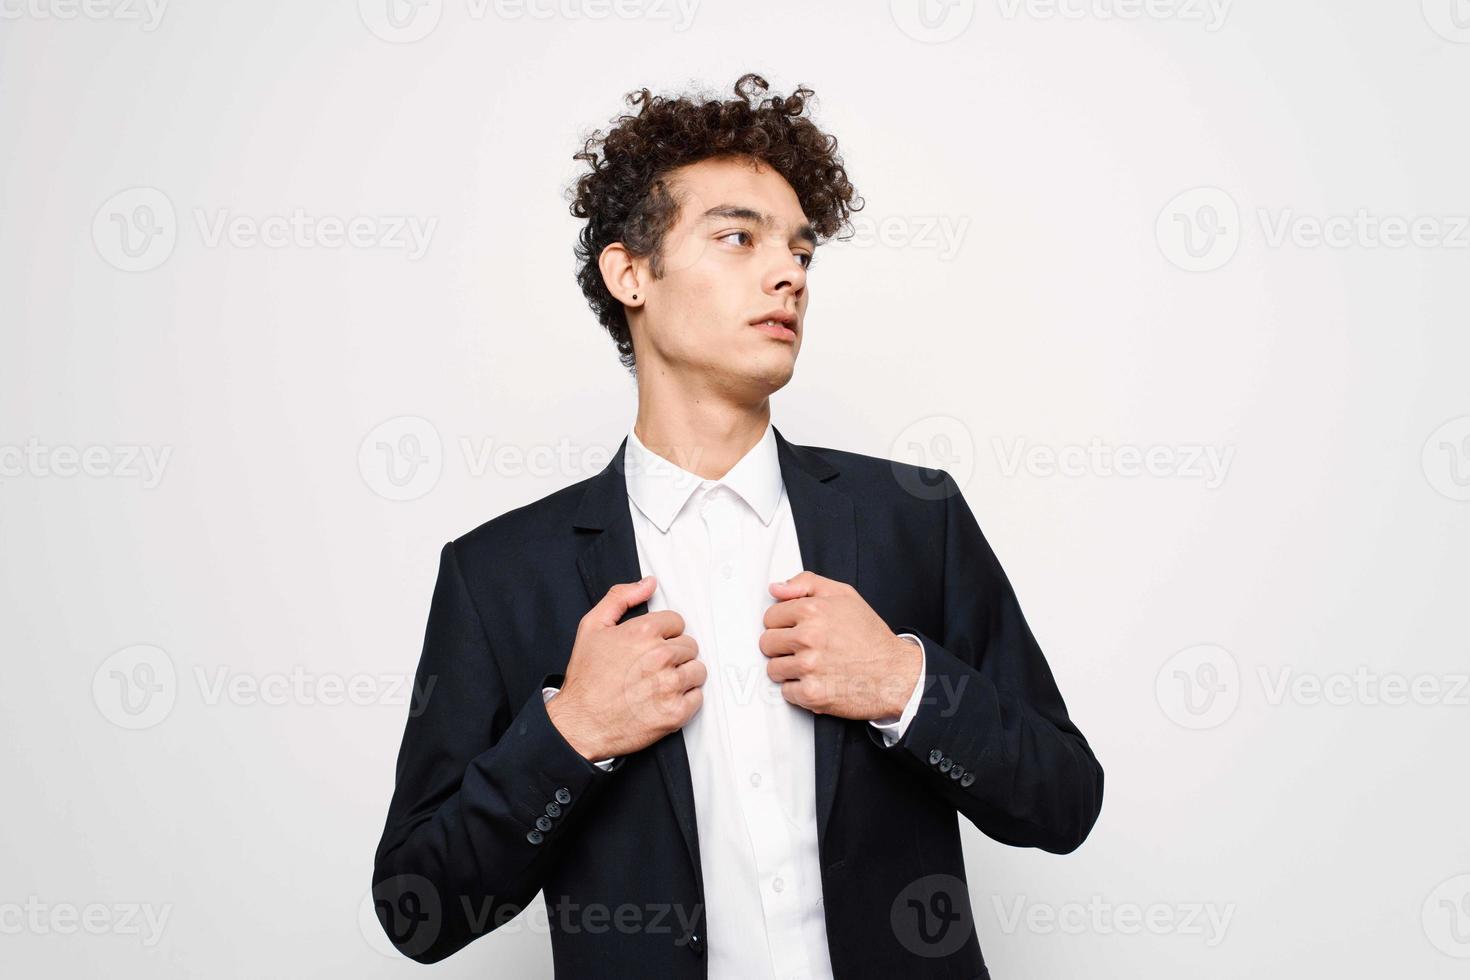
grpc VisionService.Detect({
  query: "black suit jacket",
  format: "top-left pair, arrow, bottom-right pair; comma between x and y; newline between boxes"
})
372,425 -> 1103,978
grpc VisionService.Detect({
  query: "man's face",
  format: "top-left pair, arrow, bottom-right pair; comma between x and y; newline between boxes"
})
630,155 -> 813,395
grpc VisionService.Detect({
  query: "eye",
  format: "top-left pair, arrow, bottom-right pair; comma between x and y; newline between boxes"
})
718,230 -> 754,247
795,252 -> 814,270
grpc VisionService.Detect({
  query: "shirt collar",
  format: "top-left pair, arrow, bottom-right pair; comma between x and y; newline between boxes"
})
624,420 -> 784,533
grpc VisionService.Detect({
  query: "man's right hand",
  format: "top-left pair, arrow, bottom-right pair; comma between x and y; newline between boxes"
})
546,575 -> 706,762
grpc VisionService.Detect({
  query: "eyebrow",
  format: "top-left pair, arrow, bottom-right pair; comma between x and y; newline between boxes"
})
701,205 -> 817,247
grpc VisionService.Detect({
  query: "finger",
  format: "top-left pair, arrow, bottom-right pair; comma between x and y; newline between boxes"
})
759,626 -> 802,657
673,657 -> 707,691
766,652 -> 802,683
780,678 -> 818,711
588,576 -> 656,628
664,635 -> 699,666
768,570 -> 840,600
762,596 -> 809,630
641,609 -> 686,639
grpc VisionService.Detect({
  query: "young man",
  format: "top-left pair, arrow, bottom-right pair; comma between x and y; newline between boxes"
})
373,73 -> 1103,978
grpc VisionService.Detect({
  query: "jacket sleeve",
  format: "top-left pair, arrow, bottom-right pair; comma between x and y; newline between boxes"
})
372,539 -> 624,963
867,471 -> 1104,854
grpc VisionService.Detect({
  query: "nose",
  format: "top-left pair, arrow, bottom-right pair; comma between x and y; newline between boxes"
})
763,247 -> 807,299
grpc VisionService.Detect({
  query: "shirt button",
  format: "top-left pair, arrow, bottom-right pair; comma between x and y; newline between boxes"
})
772,876 -> 785,893
749,772 -> 762,787
720,562 -> 733,579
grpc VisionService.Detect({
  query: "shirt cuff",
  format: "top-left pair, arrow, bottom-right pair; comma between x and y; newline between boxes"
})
542,686 -> 618,770
868,633 -> 925,747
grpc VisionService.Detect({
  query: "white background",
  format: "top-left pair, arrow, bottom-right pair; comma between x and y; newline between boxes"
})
3,0 -> 1468,976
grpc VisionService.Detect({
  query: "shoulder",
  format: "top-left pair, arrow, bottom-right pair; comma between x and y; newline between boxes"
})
795,439 -> 956,510
446,473 -> 598,571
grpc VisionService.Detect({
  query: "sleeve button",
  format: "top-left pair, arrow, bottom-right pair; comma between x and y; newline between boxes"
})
927,748 -> 943,765
526,829 -> 544,845
960,772 -> 976,788
949,764 -> 965,780
536,815 -> 553,832
546,801 -> 562,818
555,787 -> 572,805
938,757 -> 952,773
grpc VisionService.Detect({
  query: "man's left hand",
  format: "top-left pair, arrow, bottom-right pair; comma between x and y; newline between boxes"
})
760,571 -> 922,720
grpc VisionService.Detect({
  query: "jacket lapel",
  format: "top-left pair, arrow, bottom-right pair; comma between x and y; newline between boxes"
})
571,425 -> 857,892
572,435 -> 705,897
771,425 -> 856,855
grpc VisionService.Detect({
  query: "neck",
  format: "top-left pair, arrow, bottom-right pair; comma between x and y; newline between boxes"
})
633,373 -> 771,482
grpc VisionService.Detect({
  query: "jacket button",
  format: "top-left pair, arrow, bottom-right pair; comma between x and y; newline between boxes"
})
689,932 -> 704,955
536,815 -> 553,832
555,787 -> 572,805
938,757 -> 953,773
927,748 -> 943,765
949,764 -> 965,780
546,801 -> 562,818
960,772 -> 976,788
526,829 -> 544,845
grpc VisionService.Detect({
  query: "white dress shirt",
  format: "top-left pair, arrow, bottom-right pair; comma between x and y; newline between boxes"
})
544,420 -> 925,979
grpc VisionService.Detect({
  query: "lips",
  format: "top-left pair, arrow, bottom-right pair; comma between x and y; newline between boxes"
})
750,310 -> 798,336
752,319 -> 798,341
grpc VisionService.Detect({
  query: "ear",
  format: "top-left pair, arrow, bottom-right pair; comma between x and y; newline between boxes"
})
598,242 -> 643,308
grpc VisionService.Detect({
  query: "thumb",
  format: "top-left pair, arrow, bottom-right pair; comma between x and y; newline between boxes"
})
589,575 -> 656,627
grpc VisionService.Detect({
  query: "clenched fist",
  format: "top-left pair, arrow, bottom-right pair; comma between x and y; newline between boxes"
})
547,575 -> 706,762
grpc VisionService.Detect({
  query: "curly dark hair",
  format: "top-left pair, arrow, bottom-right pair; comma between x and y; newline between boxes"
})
567,72 -> 862,374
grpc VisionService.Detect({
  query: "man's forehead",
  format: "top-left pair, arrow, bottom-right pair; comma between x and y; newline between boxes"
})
667,160 -> 817,239
668,159 -> 810,230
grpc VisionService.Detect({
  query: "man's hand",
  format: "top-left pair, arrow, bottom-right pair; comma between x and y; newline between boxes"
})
760,570 -> 923,720
547,576 -> 707,762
